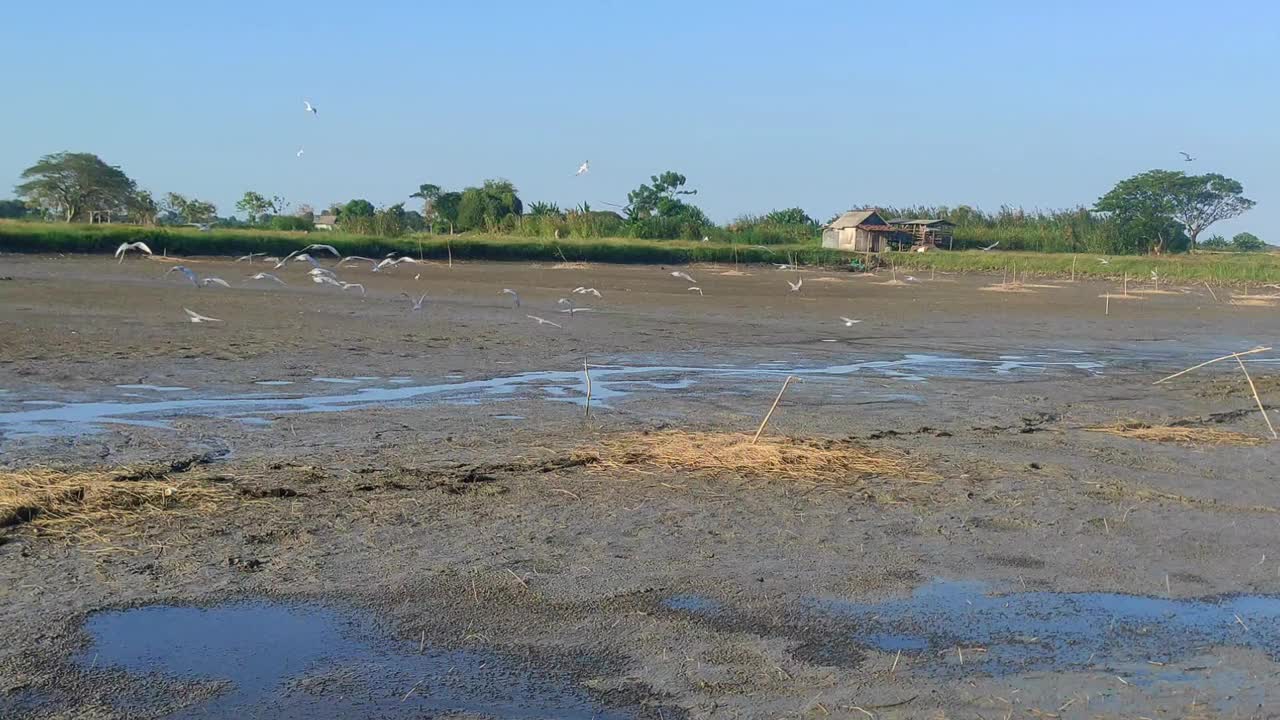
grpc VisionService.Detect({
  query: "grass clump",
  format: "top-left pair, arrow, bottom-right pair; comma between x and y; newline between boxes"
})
0,466 -> 235,541
1085,422 -> 1266,446
581,430 -> 936,497
890,249 -> 1280,284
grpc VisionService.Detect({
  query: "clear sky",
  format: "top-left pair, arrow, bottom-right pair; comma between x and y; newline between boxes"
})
2,1 -> 1275,239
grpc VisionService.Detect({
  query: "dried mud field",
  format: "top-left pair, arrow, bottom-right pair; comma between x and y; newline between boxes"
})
1,253 -> 1279,719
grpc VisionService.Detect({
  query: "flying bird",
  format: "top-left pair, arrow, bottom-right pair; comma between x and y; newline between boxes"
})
402,292 -> 427,311
559,307 -> 594,315
308,267 -> 337,278
787,276 -> 803,292
375,257 -> 419,272
302,243 -> 341,257
166,265 -> 200,287
671,271 -> 696,283
840,317 -> 863,326
183,308 -> 222,323
114,241 -> 153,263
247,272 -> 286,285
572,287 -> 602,297
502,288 -> 521,307
774,263 -> 793,271
527,315 -> 562,328
236,253 -> 265,263
304,100 -> 317,115
296,148 -> 305,158
338,256 -> 379,270
339,282 -> 365,296
688,287 -> 703,296
312,275 -> 342,287
981,241 -> 999,251
1179,151 -> 1195,162
1097,258 -> 1111,265
201,277 -> 231,288
575,161 -> 590,176
904,275 -> 921,282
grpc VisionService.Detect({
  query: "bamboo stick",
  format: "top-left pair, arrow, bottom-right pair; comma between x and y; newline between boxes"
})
753,376 -> 797,444
583,360 -> 592,419
1154,347 -> 1272,384
1234,354 -> 1278,440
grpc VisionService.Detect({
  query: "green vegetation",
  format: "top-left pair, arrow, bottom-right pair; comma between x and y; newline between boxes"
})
16,152 -> 139,222
891,249 -> 1280,284
0,221 -> 843,266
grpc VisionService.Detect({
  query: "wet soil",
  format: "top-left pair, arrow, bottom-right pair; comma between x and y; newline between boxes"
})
1,253 -> 1278,719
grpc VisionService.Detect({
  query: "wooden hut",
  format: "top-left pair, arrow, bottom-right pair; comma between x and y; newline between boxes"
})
821,210 -> 899,252
889,218 -> 957,249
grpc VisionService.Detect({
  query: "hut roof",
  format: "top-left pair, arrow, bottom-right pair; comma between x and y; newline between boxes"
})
826,210 -> 888,229
890,218 -> 956,227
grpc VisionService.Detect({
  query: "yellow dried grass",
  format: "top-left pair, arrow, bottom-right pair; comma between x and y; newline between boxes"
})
582,430 -> 935,486
0,467 -> 236,540
1085,422 -> 1265,446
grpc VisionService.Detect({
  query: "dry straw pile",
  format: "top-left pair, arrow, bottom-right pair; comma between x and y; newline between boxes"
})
582,430 -> 936,491
0,467 -> 234,541
1085,422 -> 1265,447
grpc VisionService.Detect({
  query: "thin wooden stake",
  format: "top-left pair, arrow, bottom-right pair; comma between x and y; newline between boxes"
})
1234,353 -> 1278,440
1071,255 -> 1077,282
446,238 -> 453,268
1105,292 -> 1110,316
583,360 -> 592,419
753,375 -> 797,444
1123,273 -> 1128,296
1204,281 -> 1219,303
1154,346 -> 1271,384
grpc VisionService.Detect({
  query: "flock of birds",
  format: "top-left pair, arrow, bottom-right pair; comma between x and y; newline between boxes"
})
113,239 -> 883,328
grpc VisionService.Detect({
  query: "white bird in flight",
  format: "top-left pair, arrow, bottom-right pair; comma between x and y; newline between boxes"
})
302,243 -> 341,257
275,251 -> 321,269
527,315 -> 562,329
304,100 -> 317,115
403,293 -> 427,311
840,317 -> 863,326
904,275 -> 921,283
1179,151 -> 1194,162
575,161 -> 589,176
671,271 -> 696,283
201,277 -> 231,288
502,288 -> 521,307
981,241 -> 999,251
114,241 -> 153,263
167,265 -> 200,287
247,272 -> 286,285
559,307 -> 594,315
296,148 -> 305,158
236,253 -> 265,263
787,276 -> 803,292
312,275 -> 342,287
375,257 -> 418,272
308,267 -> 337,279
1097,257 -> 1111,265
339,282 -> 365,296
183,308 -> 222,323
338,256 -> 378,270
572,287 -> 602,297
688,287 -> 703,296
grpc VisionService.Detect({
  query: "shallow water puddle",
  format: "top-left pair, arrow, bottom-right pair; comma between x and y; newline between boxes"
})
79,602 -> 629,719
0,353 -> 1103,437
807,580 -> 1280,676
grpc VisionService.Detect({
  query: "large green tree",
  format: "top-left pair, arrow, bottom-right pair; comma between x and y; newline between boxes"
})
162,192 -> 217,224
1232,232 -> 1266,252
235,191 -> 281,222
126,190 -> 158,226
15,152 -> 136,222
0,199 -> 31,219
1094,170 -> 1189,254
1167,173 -> 1255,251
457,179 -> 522,231
626,171 -> 699,220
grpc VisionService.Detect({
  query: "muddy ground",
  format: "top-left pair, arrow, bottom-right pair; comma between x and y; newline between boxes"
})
1,253 -> 1278,719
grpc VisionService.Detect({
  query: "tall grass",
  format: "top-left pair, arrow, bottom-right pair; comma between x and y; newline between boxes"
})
0,221 -> 844,266
891,249 -> 1280,284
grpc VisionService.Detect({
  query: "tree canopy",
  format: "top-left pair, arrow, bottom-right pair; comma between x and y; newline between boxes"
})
1232,232 -> 1266,252
235,191 -> 281,222
15,152 -> 136,222
626,171 -> 699,220
162,192 -> 218,224
457,179 -> 523,231
0,199 -> 32,219
1166,173 -> 1255,250
1095,169 -> 1254,254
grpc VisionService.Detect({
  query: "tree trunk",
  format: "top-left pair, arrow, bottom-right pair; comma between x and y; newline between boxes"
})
1188,229 -> 1200,254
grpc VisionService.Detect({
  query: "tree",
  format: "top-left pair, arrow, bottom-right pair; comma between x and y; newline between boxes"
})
409,183 -> 441,218
1167,173 -> 1255,251
626,171 -> 699,220
338,198 -> 375,219
162,192 -> 217,224
1232,232 -> 1267,252
457,179 -> 523,231
126,190 -> 158,226
1201,234 -> 1229,250
235,191 -> 280,222
0,199 -> 31,219
528,201 -> 562,217
15,152 -> 136,222
433,192 -> 462,231
1095,170 -> 1189,254
763,207 -> 817,226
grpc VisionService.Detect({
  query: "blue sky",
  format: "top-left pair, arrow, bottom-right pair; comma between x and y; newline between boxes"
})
1,1 -> 1275,239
